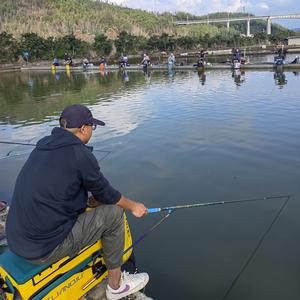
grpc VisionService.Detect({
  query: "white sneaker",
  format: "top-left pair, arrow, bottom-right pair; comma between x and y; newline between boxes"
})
106,271 -> 149,300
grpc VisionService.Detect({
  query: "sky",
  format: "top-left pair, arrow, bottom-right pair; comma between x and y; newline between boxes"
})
107,0 -> 300,29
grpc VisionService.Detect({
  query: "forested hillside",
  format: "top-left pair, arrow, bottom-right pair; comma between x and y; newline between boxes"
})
0,0 -> 295,63
1,0 -> 173,41
0,0 -> 293,41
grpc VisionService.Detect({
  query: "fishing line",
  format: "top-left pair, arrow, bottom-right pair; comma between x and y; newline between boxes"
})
123,209 -> 175,255
96,151 -> 111,162
221,195 -> 290,300
82,210 -> 175,290
0,141 -> 112,160
0,141 -> 110,153
0,141 -> 36,147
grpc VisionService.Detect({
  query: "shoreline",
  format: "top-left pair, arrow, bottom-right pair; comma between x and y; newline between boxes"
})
19,62 -> 300,72
1,46 -> 300,73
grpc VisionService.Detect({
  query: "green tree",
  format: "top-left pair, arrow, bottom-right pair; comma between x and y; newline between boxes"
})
0,32 -> 19,62
55,34 -> 89,58
114,31 -> 134,55
94,34 -> 113,56
176,36 -> 196,50
253,32 -> 268,44
147,33 -> 176,51
159,33 -> 171,51
199,33 -> 210,49
20,32 -> 49,60
133,36 -> 148,53
147,35 -> 160,51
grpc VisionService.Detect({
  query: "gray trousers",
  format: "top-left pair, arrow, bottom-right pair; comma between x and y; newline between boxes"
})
32,205 -> 124,269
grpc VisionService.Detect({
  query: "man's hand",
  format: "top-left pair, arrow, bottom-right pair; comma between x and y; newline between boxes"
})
117,196 -> 147,218
131,202 -> 147,218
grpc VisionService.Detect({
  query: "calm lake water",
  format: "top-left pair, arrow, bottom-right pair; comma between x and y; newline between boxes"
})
0,67 -> 300,300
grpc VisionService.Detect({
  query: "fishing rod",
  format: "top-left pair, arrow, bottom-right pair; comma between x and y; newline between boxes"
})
0,141 -> 111,156
0,141 -> 36,147
0,141 -> 109,152
125,195 -> 290,253
147,195 -> 290,214
127,195 -> 290,252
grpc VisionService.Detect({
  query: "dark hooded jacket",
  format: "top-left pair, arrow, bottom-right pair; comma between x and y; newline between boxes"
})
6,127 -> 121,260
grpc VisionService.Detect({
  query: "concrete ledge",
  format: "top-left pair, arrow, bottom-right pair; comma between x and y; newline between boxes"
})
20,63 -> 300,72
0,64 -> 21,73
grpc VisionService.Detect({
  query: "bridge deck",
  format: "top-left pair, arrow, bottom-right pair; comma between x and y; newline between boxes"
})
175,13 -> 300,25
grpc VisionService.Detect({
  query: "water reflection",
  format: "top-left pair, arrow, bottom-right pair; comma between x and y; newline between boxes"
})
99,70 -> 106,79
2,70 -> 300,128
121,70 -> 130,82
197,70 -> 206,85
168,68 -> 174,78
54,71 -> 61,81
27,78 -> 34,90
0,72 -> 140,125
66,68 -> 71,79
274,71 -> 287,88
232,69 -> 245,87
143,69 -> 151,81
1,69 -> 300,300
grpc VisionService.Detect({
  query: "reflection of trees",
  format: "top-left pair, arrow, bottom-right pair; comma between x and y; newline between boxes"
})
0,71 -> 162,125
0,71 -> 89,124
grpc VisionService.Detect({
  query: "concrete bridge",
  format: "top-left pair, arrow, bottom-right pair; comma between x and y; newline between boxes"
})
175,13 -> 300,36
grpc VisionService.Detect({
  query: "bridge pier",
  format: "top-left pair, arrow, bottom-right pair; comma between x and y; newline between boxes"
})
247,19 -> 251,37
267,17 -> 272,35
227,21 -> 230,31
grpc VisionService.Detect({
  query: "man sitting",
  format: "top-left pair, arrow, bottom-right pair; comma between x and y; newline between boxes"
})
6,104 -> 149,300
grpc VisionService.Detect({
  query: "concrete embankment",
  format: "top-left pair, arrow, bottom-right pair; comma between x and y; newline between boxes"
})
1,45 -> 300,72
0,64 -> 21,73
20,62 -> 300,72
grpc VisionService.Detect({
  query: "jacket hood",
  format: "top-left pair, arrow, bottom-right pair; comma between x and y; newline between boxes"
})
36,127 -> 83,150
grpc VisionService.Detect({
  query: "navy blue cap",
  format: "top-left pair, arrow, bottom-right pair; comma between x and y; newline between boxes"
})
59,104 -> 105,128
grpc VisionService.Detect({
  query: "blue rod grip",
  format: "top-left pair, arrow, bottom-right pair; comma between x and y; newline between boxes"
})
147,208 -> 161,214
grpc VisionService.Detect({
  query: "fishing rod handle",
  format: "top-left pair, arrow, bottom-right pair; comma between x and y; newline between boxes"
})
147,208 -> 161,213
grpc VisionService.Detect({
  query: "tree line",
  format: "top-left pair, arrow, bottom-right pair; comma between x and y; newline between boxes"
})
0,30 -> 290,63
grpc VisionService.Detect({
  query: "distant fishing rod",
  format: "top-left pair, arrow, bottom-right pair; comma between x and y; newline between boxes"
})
0,141 -> 36,147
147,195 -> 290,214
0,140 -> 110,154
